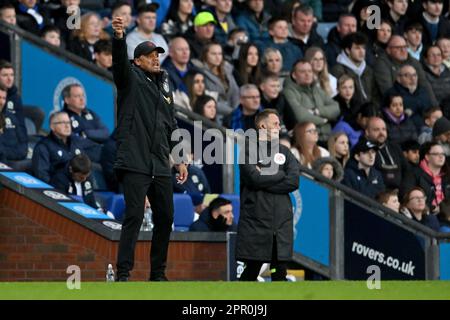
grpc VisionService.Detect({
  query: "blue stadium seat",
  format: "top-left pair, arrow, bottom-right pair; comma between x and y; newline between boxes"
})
173,194 -> 195,232
94,191 -> 115,210
107,194 -> 125,222
316,22 -> 337,44
220,194 -> 240,224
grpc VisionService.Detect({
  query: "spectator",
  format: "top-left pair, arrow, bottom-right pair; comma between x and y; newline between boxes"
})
374,35 -> 437,106
438,197 -> 450,232
183,71 -> 214,110
0,84 -> 29,171
289,5 -> 325,54
126,3 -> 168,63
290,121 -> 330,168
263,17 -> 303,73
192,42 -> 239,119
364,116 -> 410,192
93,39 -> 112,72
193,94 -> 217,123
51,0 -> 83,45
185,11 -> 217,60
223,28 -> 249,62
401,139 -> 420,168
333,74 -> 359,124
418,0 -> 450,47
384,64 -> 433,130
406,142 -> 450,213
423,45 -> 450,105
210,0 -> 237,46
312,156 -> 344,182
69,12 -> 110,63
259,74 -> 294,130
404,22 -> 423,61
322,0 -> 353,22
331,32 -> 378,105
223,84 -> 262,130
162,36 -> 201,108
235,0 -> 271,47
325,14 -> 357,68
51,153 -> 110,215
304,46 -> 337,98
437,37 -> 450,69
233,42 -> 262,86
15,0 -> 51,36
283,60 -> 340,143
382,94 -> 418,145
189,197 -> 236,232
342,137 -> 385,198
376,188 -> 401,213
365,19 -> 393,66
333,101 -> 378,147
160,0 -> 194,40
384,0 -> 409,35
62,84 -> 109,143
261,47 -> 285,81
351,0 -> 381,37
328,131 -> 350,167
41,25 -> 62,48
432,116 -> 450,155
0,3 -> 16,25
418,106 -> 443,144
400,186 -> 440,231
105,1 -> 134,37
32,111 -> 101,183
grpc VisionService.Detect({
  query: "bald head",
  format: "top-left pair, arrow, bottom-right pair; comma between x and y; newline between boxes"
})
365,117 -> 387,145
169,37 -> 190,67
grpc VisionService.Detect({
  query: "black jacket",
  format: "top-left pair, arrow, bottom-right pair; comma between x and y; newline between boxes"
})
236,142 -> 299,262
189,207 -> 237,232
325,27 -> 343,69
342,158 -> 385,199
289,26 -> 325,54
419,15 -> 450,47
32,132 -> 102,183
15,3 -> 51,36
112,35 -> 178,177
51,166 -> 101,210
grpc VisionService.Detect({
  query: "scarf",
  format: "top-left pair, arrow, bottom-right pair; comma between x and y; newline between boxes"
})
420,159 -> 444,207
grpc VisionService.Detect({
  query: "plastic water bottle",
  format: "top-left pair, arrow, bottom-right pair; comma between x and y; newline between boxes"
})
141,208 -> 153,231
106,264 -> 115,282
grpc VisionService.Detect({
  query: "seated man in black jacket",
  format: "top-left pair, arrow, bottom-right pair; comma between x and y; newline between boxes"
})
189,197 -> 237,232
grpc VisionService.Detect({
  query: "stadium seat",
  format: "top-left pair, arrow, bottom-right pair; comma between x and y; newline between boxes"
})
94,191 -> 115,210
220,194 -> 240,224
107,193 -> 125,222
173,194 -> 195,231
24,117 -> 36,136
316,22 -> 337,44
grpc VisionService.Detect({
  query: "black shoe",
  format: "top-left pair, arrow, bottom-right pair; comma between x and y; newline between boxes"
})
149,275 -> 168,281
116,276 -> 129,282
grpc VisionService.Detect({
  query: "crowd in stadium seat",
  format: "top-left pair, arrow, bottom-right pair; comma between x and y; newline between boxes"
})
2,0 -> 450,232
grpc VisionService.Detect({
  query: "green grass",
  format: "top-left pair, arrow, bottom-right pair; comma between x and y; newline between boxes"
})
0,281 -> 450,300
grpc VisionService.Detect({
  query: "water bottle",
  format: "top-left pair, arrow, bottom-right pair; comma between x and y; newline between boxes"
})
106,264 -> 115,282
141,208 -> 153,231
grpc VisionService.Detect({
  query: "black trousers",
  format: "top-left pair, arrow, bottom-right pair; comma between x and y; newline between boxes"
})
116,171 -> 173,280
239,237 -> 287,281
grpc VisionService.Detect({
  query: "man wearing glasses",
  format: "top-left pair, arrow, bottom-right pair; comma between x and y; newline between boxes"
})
31,111 -> 102,184
374,35 -> 437,105
224,84 -> 263,131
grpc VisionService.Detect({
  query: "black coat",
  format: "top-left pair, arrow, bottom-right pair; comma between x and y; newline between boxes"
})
15,3 -> 51,36
342,158 -> 386,199
189,207 -> 237,232
112,35 -> 178,177
289,26 -> 325,54
236,142 -> 299,262
63,105 -> 109,143
383,110 -> 418,146
419,15 -> 450,47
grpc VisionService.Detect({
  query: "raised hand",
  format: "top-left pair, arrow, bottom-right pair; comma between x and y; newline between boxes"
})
111,16 -> 124,39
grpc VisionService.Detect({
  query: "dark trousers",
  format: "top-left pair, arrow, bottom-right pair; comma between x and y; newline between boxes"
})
116,171 -> 173,280
239,237 -> 287,281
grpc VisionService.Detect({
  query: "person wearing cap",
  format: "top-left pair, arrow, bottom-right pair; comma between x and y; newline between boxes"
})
185,11 -> 217,60
111,16 -> 188,282
126,3 -> 169,63
342,137 -> 386,199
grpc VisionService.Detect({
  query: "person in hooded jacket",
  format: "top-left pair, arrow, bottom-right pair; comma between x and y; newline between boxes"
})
237,109 -> 299,281
189,197 -> 237,232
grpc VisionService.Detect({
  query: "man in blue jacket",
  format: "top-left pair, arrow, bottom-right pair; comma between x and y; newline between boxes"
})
343,137 -> 386,198
62,84 -> 110,144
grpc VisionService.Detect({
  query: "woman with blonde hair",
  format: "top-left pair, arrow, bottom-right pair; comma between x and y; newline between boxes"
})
69,12 -> 110,62
327,132 -> 350,168
304,46 -> 337,97
290,122 -> 329,168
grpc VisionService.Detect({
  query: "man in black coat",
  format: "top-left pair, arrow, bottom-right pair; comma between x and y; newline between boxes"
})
111,17 -> 188,282
189,197 -> 237,232
237,109 -> 299,281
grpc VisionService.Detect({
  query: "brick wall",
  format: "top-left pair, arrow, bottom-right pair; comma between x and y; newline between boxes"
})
0,188 -> 227,281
